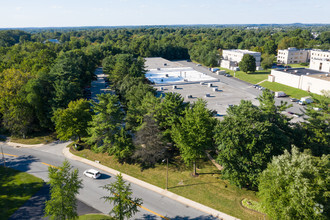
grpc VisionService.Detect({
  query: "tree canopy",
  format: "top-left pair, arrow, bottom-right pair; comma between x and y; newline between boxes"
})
258,147 -> 329,219
238,54 -> 256,73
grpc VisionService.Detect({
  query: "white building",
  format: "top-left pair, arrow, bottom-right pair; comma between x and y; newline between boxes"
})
268,68 -> 330,95
220,49 -> 261,70
277,47 -> 310,64
309,50 -> 330,73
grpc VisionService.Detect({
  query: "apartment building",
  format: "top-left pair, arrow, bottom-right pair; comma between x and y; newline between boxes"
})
221,49 -> 261,70
277,47 -> 310,64
309,50 -> 330,72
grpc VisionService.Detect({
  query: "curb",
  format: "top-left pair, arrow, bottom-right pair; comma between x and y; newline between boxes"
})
5,141 -> 45,148
63,148 -> 239,220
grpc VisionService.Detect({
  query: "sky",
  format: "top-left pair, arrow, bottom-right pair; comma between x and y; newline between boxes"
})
0,0 -> 329,28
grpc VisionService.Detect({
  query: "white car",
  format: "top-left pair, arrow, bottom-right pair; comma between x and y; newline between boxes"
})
83,169 -> 101,179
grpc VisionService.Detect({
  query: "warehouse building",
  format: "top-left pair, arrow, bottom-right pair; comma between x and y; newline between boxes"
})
220,49 -> 261,70
268,68 -> 330,95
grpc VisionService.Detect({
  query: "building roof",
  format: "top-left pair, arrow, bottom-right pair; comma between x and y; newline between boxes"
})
275,68 -> 330,81
223,49 -> 260,55
144,57 -> 183,70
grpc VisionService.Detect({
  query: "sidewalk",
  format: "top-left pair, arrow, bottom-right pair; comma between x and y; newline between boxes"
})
63,147 -> 239,220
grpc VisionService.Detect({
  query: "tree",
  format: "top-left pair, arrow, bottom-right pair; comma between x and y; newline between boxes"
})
52,99 -> 92,142
301,92 -> 330,156
44,160 -> 82,220
261,53 -> 275,70
102,173 -> 142,220
258,147 -> 329,219
215,99 -> 291,188
238,54 -> 256,73
133,115 -> 167,167
0,68 -> 35,137
263,40 -> 277,55
172,99 -> 216,176
86,94 -> 123,152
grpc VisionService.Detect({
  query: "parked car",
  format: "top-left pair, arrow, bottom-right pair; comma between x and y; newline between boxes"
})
290,98 -> 298,102
83,169 -> 101,179
224,74 -> 232,77
275,91 -> 286,97
196,64 -> 202,66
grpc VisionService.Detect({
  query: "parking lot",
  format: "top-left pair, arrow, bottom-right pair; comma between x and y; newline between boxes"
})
147,59 -> 306,122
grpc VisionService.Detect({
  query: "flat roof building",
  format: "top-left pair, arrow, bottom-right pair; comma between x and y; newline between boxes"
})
268,68 -> 330,95
277,47 -> 310,64
309,50 -> 330,73
220,49 -> 261,70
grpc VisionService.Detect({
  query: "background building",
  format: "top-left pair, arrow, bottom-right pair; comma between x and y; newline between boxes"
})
277,47 -> 310,64
268,68 -> 330,95
309,50 -> 330,72
221,49 -> 261,70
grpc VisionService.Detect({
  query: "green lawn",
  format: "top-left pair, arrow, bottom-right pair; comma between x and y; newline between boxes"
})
0,166 -> 44,219
260,81 -> 311,99
78,214 -> 114,220
10,132 -> 57,145
220,68 -> 270,84
287,63 -> 309,68
71,148 -> 266,220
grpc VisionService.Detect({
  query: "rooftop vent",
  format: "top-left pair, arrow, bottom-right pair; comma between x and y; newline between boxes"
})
306,73 -> 310,75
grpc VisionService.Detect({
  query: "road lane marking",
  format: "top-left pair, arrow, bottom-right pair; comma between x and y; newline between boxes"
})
113,192 -> 170,220
41,162 -> 59,169
138,204 -> 171,220
2,153 -> 18,157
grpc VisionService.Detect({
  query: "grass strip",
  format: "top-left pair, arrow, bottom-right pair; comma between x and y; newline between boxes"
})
0,166 -> 44,219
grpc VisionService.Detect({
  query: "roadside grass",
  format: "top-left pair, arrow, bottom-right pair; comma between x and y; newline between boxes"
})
10,132 -> 57,145
71,148 -> 266,220
288,63 -> 309,68
0,166 -> 44,219
78,214 -> 114,220
220,68 -> 270,84
260,81 -> 311,99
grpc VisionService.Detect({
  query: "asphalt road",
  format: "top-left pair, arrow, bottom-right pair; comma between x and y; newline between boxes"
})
1,143 -> 217,220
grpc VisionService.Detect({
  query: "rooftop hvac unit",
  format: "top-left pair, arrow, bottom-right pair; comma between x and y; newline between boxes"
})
187,95 -> 192,98
213,88 -> 218,92
159,87 -> 163,91
165,74 -> 169,77
157,68 -> 160,71
173,85 -> 177,89
208,83 -> 213,87
306,73 -> 310,75
200,82 -> 204,85
164,63 -> 167,66
205,93 -> 210,97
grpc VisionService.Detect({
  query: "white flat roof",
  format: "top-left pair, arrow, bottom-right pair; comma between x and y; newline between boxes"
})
146,67 -> 217,84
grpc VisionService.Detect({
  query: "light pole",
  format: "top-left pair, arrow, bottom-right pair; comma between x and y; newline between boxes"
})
163,158 -> 169,190
1,144 -> 6,167
166,158 -> 168,190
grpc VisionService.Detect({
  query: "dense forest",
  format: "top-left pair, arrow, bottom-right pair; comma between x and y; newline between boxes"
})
0,26 -> 329,219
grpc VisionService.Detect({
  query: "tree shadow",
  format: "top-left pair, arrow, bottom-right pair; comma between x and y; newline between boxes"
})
169,181 -> 219,189
5,155 -> 40,172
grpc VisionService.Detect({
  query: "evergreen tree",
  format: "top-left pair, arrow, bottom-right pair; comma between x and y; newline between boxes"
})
44,160 -> 82,220
102,173 -> 142,220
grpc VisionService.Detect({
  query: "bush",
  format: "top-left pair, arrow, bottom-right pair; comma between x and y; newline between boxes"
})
300,62 -> 309,66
